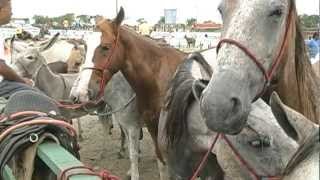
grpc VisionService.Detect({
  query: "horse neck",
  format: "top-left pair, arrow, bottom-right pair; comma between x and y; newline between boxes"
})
119,28 -> 186,108
34,64 -> 66,99
276,19 -> 320,124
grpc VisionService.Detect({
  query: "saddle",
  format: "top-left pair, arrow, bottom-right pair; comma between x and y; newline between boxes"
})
0,90 -> 79,179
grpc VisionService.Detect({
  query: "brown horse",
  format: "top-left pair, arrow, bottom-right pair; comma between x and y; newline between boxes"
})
200,0 -> 320,134
70,7 -> 187,170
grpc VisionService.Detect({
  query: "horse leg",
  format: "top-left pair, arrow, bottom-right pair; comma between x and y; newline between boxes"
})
126,128 -> 140,180
75,118 -> 83,140
118,125 -> 127,159
157,159 -> 170,180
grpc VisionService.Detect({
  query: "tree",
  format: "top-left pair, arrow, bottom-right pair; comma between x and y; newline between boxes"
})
77,15 -> 91,24
158,16 -> 165,24
137,18 -> 145,24
33,15 -> 50,25
186,18 -> 197,27
299,14 -> 320,28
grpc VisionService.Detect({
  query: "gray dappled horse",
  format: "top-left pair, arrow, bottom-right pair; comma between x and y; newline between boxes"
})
158,54 -> 305,179
158,56 -> 297,179
218,93 -> 319,180
200,0 -> 320,135
11,37 -> 143,180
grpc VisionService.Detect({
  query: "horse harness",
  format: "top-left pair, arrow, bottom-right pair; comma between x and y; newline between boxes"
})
81,28 -> 120,101
190,80 -> 282,180
216,0 -> 294,102
191,2 -> 295,178
0,111 -> 119,180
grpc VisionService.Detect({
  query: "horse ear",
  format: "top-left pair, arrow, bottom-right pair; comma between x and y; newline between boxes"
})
192,80 -> 208,101
270,92 -> 318,145
39,33 -> 60,52
113,6 -> 125,28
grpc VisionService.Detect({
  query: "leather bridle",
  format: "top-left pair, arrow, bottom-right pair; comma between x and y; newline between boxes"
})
216,1 -> 293,101
56,29 -> 120,109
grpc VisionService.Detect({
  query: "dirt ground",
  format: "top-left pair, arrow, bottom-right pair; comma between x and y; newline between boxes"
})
78,115 -> 159,180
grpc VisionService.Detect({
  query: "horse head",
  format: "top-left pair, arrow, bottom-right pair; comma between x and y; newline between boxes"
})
200,0 -> 298,134
70,7 -> 126,102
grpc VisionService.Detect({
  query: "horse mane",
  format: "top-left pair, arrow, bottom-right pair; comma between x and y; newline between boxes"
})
284,128 -> 320,174
121,26 -> 187,55
164,52 -> 213,147
293,11 -> 320,122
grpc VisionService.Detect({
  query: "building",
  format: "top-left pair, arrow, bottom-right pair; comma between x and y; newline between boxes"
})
10,18 -> 30,26
192,21 -> 222,32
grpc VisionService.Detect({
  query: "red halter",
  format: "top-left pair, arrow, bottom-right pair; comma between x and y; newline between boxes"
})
216,2 -> 293,101
191,2 -> 294,179
57,29 -> 120,109
81,29 -> 120,99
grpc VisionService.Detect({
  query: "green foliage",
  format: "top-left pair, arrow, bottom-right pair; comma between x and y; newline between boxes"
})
33,13 -> 80,28
137,18 -> 146,24
186,18 -> 197,27
158,16 -> 165,24
299,14 -> 320,28
77,15 -> 91,24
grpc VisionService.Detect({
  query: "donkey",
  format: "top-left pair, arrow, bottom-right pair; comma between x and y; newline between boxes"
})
8,33 -> 86,74
184,35 -> 196,48
12,35 -> 143,180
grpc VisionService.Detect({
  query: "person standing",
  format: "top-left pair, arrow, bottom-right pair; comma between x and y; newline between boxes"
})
306,32 -> 319,63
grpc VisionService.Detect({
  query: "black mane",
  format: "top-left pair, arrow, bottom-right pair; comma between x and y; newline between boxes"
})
164,52 -> 212,147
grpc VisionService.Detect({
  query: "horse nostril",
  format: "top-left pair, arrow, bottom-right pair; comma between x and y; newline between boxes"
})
71,95 -> 79,103
230,97 -> 241,113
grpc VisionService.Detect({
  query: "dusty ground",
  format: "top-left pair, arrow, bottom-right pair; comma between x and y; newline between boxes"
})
78,115 -> 159,180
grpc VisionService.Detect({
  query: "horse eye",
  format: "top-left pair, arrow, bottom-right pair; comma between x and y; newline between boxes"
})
249,136 -> 271,148
26,56 -> 33,60
101,46 -> 109,51
269,8 -> 283,17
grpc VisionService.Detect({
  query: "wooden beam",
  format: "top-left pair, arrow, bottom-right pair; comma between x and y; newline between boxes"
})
3,166 -> 16,180
37,142 -> 101,180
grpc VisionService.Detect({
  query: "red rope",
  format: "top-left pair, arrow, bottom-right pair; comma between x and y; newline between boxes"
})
216,1 -> 293,101
57,28 -> 120,109
59,165 -> 119,180
221,135 -> 282,180
189,133 -> 220,180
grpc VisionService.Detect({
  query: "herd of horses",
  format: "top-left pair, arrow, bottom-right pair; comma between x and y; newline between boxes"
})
1,0 -> 319,180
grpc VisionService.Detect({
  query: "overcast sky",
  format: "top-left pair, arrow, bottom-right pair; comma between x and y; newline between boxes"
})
12,0 -> 319,24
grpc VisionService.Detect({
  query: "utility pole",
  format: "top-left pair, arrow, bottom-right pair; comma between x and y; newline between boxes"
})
116,0 -> 119,14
